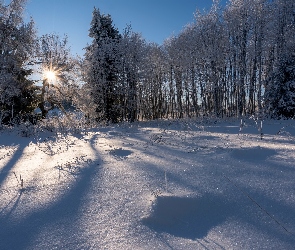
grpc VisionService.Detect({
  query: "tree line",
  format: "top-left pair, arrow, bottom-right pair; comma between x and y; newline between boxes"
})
1,0 -> 295,126
83,0 -> 295,123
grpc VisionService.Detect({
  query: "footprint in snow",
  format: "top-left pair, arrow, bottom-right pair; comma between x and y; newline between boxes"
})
109,148 -> 132,159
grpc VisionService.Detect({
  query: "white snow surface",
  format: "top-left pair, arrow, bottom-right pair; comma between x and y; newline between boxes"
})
0,118 -> 295,249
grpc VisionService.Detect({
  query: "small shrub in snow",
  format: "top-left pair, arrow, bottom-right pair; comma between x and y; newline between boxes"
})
54,155 -> 93,179
37,111 -> 90,135
13,172 -> 24,189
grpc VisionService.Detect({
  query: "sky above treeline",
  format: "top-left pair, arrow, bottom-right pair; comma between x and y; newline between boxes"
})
25,0 -> 228,56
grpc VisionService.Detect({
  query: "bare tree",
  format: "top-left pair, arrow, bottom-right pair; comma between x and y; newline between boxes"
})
36,34 -> 78,118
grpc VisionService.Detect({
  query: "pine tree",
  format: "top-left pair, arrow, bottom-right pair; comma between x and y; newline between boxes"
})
264,0 -> 295,118
84,8 -> 121,123
0,0 -> 36,124
265,54 -> 295,118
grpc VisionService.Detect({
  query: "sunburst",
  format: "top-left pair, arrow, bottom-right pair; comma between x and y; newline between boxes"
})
42,62 -> 65,84
44,70 -> 56,82
43,59 -> 59,83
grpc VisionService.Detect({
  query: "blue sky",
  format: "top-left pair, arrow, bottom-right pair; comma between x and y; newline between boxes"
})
25,0 -> 227,56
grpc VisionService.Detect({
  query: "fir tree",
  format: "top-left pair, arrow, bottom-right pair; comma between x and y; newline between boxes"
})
265,53 -> 295,118
0,0 -> 36,124
84,8 -> 122,123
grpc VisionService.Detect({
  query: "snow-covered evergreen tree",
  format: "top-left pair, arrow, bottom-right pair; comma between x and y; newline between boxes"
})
264,0 -> 295,118
265,54 -> 295,118
84,8 -> 122,123
0,0 -> 36,124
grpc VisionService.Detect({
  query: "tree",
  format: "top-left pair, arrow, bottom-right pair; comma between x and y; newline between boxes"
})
0,0 -> 36,124
224,0 -> 252,117
119,26 -> 147,122
194,1 -> 227,117
265,54 -> 295,118
36,34 -> 78,119
80,1 -> 295,123
84,7 -> 121,123
164,36 -> 185,119
142,43 -> 167,120
264,0 -> 295,118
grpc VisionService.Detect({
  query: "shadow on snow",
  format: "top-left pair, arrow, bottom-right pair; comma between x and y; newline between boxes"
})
0,135 -> 30,188
0,151 -> 101,250
142,194 -> 231,240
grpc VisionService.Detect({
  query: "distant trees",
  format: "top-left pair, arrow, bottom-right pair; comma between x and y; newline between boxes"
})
140,43 -> 166,120
0,0 -> 36,124
83,1 -> 295,122
119,26 -> 147,122
2,0 -> 293,126
0,0 -> 294,127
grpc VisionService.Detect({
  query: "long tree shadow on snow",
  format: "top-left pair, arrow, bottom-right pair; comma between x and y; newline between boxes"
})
0,160 -> 99,249
0,135 -> 30,188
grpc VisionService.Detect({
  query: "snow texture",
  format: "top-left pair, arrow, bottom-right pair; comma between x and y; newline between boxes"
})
0,119 -> 295,249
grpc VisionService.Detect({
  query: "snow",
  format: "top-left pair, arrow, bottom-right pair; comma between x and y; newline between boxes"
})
1,118 -> 295,249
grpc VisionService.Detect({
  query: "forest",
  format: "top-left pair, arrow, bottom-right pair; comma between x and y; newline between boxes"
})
1,1 -> 295,248
0,0 -> 295,127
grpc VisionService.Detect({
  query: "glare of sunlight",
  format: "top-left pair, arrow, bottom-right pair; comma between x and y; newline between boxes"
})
44,70 -> 56,82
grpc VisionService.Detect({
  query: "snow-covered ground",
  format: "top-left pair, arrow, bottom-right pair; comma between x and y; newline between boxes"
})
0,118 -> 295,249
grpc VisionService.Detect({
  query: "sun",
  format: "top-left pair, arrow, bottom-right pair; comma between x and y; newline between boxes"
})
44,70 -> 56,82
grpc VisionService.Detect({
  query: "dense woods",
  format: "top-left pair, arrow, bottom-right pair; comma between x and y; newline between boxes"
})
84,0 -> 295,122
0,0 -> 295,126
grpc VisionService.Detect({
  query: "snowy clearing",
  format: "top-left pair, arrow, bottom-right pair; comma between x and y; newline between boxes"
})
0,118 -> 295,249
